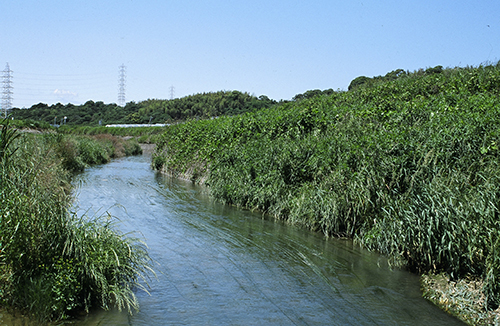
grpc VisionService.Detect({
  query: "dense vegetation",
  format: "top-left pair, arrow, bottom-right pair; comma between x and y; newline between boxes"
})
291,88 -> 336,101
0,119 -> 150,322
348,65 -> 444,90
153,62 -> 500,319
10,90 -> 276,126
58,125 -> 167,144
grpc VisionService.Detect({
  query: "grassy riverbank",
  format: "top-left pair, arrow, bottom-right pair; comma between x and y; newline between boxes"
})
58,125 -> 166,144
0,119 -> 151,323
153,62 -> 500,324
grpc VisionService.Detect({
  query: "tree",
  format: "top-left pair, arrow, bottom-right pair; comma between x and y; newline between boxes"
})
348,76 -> 371,91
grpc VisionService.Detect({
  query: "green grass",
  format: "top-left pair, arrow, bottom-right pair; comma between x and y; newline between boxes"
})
59,125 -> 166,144
153,62 -> 500,318
53,133 -> 142,172
0,118 -> 152,322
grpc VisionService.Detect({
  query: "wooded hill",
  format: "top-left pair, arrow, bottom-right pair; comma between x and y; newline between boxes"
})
10,90 -> 277,126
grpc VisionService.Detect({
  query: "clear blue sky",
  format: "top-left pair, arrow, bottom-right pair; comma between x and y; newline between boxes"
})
1,0 -> 499,108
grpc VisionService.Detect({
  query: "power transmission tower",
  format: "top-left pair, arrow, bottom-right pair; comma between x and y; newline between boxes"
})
118,64 -> 126,107
2,63 -> 13,118
169,85 -> 175,100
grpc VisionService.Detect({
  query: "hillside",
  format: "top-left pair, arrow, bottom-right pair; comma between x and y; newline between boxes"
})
153,62 -> 500,324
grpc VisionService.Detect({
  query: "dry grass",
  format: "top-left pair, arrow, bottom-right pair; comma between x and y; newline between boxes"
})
421,273 -> 500,325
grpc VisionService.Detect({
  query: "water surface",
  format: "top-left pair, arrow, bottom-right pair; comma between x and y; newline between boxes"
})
67,154 -> 463,325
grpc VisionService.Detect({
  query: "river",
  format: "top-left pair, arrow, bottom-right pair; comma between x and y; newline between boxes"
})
58,153 -> 463,325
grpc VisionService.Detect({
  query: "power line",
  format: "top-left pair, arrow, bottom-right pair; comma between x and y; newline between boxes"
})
118,64 -> 126,107
12,70 -> 116,108
14,71 -> 111,106
3,68 -> 125,108
2,63 -> 14,118
16,71 -> 110,78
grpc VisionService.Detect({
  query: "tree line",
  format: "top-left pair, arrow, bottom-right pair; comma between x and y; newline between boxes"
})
10,90 -> 277,126
348,65 -> 444,90
10,66 -> 449,127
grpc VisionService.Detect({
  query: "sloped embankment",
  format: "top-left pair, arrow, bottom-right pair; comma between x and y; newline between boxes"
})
153,63 -> 500,324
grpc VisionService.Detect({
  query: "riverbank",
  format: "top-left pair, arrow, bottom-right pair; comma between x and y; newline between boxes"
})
421,274 -> 500,325
0,120 -> 152,323
152,62 -> 500,325
155,156 -> 500,325
139,143 -> 156,155
69,153 -> 463,325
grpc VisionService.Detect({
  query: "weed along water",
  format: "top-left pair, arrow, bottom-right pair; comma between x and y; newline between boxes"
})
66,154 -> 464,325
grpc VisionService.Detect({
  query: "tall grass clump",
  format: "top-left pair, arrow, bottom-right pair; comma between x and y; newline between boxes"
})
0,118 -> 152,322
54,134 -> 142,172
153,62 -> 500,315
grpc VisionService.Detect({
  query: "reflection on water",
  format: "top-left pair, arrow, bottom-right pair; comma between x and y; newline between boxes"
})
5,154 -> 465,325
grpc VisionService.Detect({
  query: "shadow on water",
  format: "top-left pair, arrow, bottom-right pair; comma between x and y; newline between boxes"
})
4,154 -> 465,325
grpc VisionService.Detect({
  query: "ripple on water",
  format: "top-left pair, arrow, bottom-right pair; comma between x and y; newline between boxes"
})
4,154 -> 462,326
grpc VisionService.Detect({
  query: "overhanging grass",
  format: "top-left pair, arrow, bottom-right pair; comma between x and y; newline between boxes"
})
0,119 -> 152,322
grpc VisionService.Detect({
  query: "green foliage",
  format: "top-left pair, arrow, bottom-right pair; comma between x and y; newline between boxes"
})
484,236 -> 500,310
10,101 -> 135,126
10,91 -> 277,126
0,117 -> 20,165
348,76 -> 372,90
348,65 -> 444,91
0,122 -> 151,322
6,117 -> 54,131
60,125 -> 166,144
50,134 -> 142,172
292,88 -> 335,101
76,136 -> 112,165
154,62 -> 500,312
138,90 -> 277,122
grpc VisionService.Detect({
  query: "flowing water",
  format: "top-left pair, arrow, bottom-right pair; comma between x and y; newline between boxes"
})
7,153 -> 465,325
